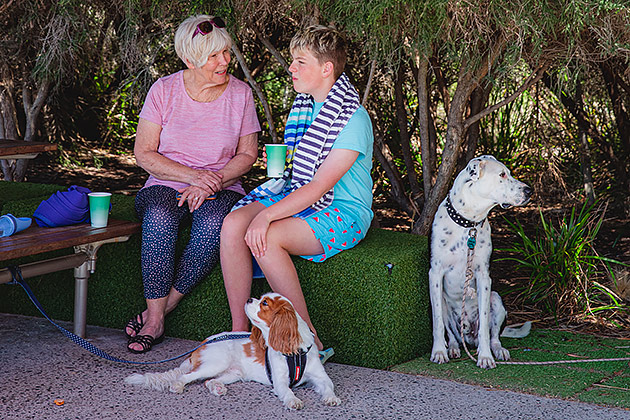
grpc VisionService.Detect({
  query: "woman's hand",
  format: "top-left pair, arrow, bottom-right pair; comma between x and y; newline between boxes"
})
244,211 -> 271,258
188,169 -> 223,194
177,185 -> 212,212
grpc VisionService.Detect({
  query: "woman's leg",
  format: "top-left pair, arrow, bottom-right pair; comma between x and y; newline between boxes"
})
220,202 -> 266,331
128,186 -> 186,350
255,217 -> 325,350
173,191 -> 242,295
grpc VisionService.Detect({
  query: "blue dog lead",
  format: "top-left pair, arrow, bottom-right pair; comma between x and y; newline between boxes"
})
7,265 -> 249,365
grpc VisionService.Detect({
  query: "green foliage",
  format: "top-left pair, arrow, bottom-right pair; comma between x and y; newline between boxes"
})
501,202 -> 628,321
478,87 -> 533,167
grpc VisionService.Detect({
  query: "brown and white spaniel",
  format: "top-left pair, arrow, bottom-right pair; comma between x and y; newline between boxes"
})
125,293 -> 340,410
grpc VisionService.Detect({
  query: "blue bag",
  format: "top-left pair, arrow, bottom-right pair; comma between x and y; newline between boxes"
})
33,185 -> 92,227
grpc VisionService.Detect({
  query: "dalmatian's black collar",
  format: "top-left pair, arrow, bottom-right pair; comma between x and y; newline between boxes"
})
445,195 -> 485,229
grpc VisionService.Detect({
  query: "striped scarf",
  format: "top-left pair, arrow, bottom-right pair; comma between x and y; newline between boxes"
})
233,72 -> 360,218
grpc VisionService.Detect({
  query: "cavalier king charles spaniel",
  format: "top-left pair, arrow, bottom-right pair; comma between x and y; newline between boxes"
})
125,293 -> 340,410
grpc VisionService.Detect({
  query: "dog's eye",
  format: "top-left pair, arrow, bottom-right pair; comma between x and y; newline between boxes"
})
262,300 -> 268,306
499,172 -> 507,179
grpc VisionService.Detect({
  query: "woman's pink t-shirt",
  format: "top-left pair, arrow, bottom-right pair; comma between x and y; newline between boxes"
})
139,71 -> 261,195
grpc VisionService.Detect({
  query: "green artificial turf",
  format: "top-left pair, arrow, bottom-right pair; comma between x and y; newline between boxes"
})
392,329 -> 630,409
0,180 -> 63,209
1,185 -> 431,369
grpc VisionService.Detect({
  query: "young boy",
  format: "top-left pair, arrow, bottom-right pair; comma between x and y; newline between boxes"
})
220,25 -> 373,355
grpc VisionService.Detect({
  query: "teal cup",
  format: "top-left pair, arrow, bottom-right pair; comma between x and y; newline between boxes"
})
265,144 -> 287,178
88,192 -> 112,228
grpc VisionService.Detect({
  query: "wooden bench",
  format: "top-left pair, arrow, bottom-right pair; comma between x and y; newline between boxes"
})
0,140 -> 58,160
0,219 -> 140,337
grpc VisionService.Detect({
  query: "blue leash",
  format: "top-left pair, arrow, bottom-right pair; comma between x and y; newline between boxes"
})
6,266 -> 251,365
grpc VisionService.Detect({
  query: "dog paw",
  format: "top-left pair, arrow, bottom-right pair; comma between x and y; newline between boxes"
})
284,396 -> 304,410
323,395 -> 341,406
492,345 -> 510,361
169,381 -> 185,393
448,346 -> 461,359
205,379 -> 227,396
476,355 -> 496,369
430,349 -> 450,364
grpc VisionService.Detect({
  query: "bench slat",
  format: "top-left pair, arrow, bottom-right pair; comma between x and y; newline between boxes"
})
0,219 -> 140,261
0,140 -> 58,157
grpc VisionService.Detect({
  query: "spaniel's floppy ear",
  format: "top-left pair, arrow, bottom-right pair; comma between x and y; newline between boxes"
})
268,302 -> 301,354
250,325 -> 267,351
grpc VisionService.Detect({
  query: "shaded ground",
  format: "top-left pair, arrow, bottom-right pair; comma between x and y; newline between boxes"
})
5,313 -> 629,420
17,147 -> 630,337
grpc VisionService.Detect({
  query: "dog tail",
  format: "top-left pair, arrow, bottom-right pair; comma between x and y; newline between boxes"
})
124,359 -> 192,392
500,321 -> 532,338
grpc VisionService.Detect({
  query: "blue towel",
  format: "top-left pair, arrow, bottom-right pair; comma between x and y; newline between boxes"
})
33,185 -> 92,227
233,72 -> 360,218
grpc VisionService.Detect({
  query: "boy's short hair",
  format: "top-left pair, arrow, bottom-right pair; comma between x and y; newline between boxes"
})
290,25 -> 347,80
174,15 -> 232,68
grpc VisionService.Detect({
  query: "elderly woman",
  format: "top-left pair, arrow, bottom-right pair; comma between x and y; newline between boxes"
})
125,15 -> 260,353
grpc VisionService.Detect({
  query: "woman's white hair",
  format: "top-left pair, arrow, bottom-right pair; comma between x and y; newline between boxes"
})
174,15 -> 232,68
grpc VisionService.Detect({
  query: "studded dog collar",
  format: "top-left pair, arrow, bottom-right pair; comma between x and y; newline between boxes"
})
445,195 -> 485,229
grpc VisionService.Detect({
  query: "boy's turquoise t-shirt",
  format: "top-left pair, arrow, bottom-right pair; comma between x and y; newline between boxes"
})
311,101 -> 374,232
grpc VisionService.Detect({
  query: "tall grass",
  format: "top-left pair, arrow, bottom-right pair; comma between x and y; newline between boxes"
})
501,202 -> 628,322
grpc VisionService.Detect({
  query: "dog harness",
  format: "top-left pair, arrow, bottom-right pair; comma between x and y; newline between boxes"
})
265,346 -> 311,388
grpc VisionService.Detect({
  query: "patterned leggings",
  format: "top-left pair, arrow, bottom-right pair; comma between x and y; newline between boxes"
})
135,185 -> 242,300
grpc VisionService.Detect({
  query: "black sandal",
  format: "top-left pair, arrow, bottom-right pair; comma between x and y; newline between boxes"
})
127,333 -> 165,354
124,313 -> 145,339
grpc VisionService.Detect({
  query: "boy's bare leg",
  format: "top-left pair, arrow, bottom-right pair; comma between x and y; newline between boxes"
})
220,202 -> 265,331
256,217 -> 325,350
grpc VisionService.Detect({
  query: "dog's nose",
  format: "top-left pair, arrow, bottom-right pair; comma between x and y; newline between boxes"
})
523,186 -> 533,198
246,298 -> 253,304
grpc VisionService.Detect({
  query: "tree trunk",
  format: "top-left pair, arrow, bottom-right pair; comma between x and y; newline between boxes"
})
600,61 -> 630,159
413,68 -> 474,235
394,64 -> 421,199
253,26 -> 291,76
231,43 -> 279,143
575,81 -> 595,205
462,84 -> 491,166
373,133 -> 414,215
362,60 -> 377,106
416,58 -> 432,203
13,79 -> 50,181
578,129 -> 595,205
543,72 -> 630,193
0,85 -> 20,181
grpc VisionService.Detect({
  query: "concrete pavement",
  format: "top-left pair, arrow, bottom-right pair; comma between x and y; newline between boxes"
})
1,312 -> 629,420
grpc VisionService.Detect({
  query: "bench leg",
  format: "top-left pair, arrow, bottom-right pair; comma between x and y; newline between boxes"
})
71,236 -> 131,338
73,261 -> 90,338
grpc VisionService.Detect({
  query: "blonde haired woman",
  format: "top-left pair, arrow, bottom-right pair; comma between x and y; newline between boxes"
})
126,15 -> 260,353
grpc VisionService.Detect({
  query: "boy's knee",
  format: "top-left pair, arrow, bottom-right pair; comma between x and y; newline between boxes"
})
220,212 -> 246,242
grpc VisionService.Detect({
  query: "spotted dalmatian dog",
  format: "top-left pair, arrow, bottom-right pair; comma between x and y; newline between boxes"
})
429,155 -> 532,369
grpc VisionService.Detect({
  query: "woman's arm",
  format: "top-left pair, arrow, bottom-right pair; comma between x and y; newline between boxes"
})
214,132 -> 258,188
245,148 -> 359,257
134,118 -> 223,193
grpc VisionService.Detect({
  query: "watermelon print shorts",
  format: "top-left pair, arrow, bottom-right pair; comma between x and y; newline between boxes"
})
256,192 -> 366,262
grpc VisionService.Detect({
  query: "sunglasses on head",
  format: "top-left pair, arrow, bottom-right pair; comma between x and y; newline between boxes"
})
192,17 -> 226,39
